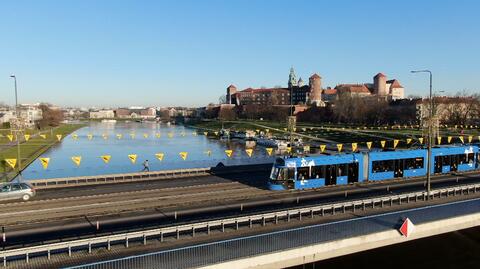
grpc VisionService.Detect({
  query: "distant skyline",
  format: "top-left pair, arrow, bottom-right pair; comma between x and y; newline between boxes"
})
1,0 -> 479,107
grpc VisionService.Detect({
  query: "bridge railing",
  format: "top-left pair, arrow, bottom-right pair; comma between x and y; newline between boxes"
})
28,167 -> 211,189
2,182 -> 480,267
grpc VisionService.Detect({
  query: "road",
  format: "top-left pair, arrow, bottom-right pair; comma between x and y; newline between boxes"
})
1,168 -> 480,248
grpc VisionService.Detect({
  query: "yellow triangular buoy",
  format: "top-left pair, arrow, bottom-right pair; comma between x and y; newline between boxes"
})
351,143 -> 358,152
468,136 -> 473,143
5,159 -> 16,169
56,134 -> 62,141
437,137 -> 442,145
266,148 -> 273,156
380,141 -> 386,148
337,144 -> 343,152
204,150 -> 212,156
155,133 -> 161,138
179,152 -> 188,160
168,133 -> 174,138
406,138 -> 412,145
40,157 -> 50,169
40,134 -> 47,139
87,134 -> 93,140
393,140 -> 399,149
225,149 -> 233,158
116,134 -> 122,139
155,153 -> 164,161
24,134 -> 31,141
447,136 -> 452,143
7,134 -> 14,141
320,145 -> 326,153
459,136 -> 464,144
203,131 -> 208,136
419,137 -> 424,144
245,148 -> 253,157
71,156 -> 82,166
143,133 -> 148,138
303,145 -> 310,152
366,141 -> 372,150
72,134 -> 78,140
130,133 -> 135,139
128,154 -> 137,164
100,155 -> 111,164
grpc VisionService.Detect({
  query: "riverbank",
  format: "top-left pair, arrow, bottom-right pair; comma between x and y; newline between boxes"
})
0,124 -> 85,182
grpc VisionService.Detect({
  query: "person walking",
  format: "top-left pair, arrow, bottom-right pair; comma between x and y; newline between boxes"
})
142,159 -> 150,172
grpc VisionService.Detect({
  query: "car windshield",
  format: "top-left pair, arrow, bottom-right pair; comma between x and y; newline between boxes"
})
1,185 -> 11,192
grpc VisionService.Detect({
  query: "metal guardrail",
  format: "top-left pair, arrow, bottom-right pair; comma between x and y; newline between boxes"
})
2,182 -> 480,267
28,167 -> 211,189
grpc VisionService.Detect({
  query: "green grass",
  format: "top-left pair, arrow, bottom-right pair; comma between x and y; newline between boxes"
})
0,124 -> 85,182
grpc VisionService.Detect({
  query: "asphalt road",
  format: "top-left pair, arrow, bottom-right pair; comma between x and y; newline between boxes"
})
1,168 -> 480,248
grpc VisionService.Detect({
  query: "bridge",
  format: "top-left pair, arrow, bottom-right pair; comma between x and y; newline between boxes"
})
1,164 -> 480,268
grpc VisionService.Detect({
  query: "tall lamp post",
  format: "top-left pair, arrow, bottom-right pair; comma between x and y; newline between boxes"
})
10,74 -> 22,181
411,70 -> 432,198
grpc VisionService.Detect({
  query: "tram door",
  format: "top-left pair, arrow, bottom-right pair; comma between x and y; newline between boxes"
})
434,156 -> 442,173
450,155 -> 458,172
394,159 -> 404,178
347,163 -> 359,183
325,165 -> 337,185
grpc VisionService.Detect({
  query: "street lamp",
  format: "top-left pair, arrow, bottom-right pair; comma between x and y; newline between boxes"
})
411,70 -> 432,198
9,74 -> 22,181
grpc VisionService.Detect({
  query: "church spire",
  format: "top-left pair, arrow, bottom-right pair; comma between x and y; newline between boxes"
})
288,67 -> 297,88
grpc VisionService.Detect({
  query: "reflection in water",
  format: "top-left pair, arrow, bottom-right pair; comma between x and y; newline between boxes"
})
22,122 -> 274,179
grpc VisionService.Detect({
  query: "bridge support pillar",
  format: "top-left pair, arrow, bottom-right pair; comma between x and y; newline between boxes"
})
47,249 -> 51,260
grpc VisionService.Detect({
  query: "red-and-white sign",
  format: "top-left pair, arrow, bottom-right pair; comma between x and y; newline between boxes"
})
399,218 -> 415,237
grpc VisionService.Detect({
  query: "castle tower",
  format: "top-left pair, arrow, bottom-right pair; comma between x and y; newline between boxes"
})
308,73 -> 323,105
373,73 -> 387,96
298,77 -> 304,87
226,84 -> 237,104
288,67 -> 297,88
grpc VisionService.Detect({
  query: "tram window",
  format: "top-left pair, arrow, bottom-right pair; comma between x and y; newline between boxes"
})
297,167 -> 310,180
441,156 -> 451,166
467,153 -> 474,164
459,154 -> 467,165
414,158 -> 424,169
405,158 -> 415,169
277,168 -> 295,180
311,166 -> 325,178
372,160 -> 394,173
338,164 -> 348,176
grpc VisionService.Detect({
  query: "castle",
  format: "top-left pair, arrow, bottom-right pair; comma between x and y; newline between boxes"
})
226,68 -> 405,107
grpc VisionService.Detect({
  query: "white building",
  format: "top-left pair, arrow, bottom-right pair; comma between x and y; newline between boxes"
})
89,110 -> 115,119
0,110 -> 15,125
18,104 -> 43,126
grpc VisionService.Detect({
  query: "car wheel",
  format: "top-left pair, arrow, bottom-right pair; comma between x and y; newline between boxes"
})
22,194 -> 30,201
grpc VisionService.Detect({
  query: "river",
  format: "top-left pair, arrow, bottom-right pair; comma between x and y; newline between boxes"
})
21,121 -> 274,180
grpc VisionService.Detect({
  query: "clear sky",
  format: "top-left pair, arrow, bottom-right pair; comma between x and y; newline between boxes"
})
1,0 -> 479,107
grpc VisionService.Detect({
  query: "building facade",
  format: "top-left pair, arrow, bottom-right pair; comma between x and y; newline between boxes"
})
227,68 -> 325,107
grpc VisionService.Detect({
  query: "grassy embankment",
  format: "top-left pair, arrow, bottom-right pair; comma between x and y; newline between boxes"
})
0,124 -> 85,182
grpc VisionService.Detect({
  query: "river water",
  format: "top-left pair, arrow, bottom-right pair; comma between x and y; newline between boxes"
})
22,122 -> 274,180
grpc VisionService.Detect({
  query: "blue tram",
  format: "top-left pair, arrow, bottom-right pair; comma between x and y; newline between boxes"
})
268,145 -> 479,190
269,153 -> 364,190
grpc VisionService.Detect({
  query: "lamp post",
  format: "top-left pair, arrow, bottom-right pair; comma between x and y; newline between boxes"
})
411,70 -> 432,198
9,74 -> 22,181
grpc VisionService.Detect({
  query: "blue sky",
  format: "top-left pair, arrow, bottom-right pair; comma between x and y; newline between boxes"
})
1,0 -> 479,107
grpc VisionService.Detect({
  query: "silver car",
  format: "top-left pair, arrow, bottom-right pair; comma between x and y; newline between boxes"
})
0,182 -> 36,201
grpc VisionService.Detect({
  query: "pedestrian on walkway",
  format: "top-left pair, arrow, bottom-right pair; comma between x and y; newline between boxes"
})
142,159 -> 150,172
